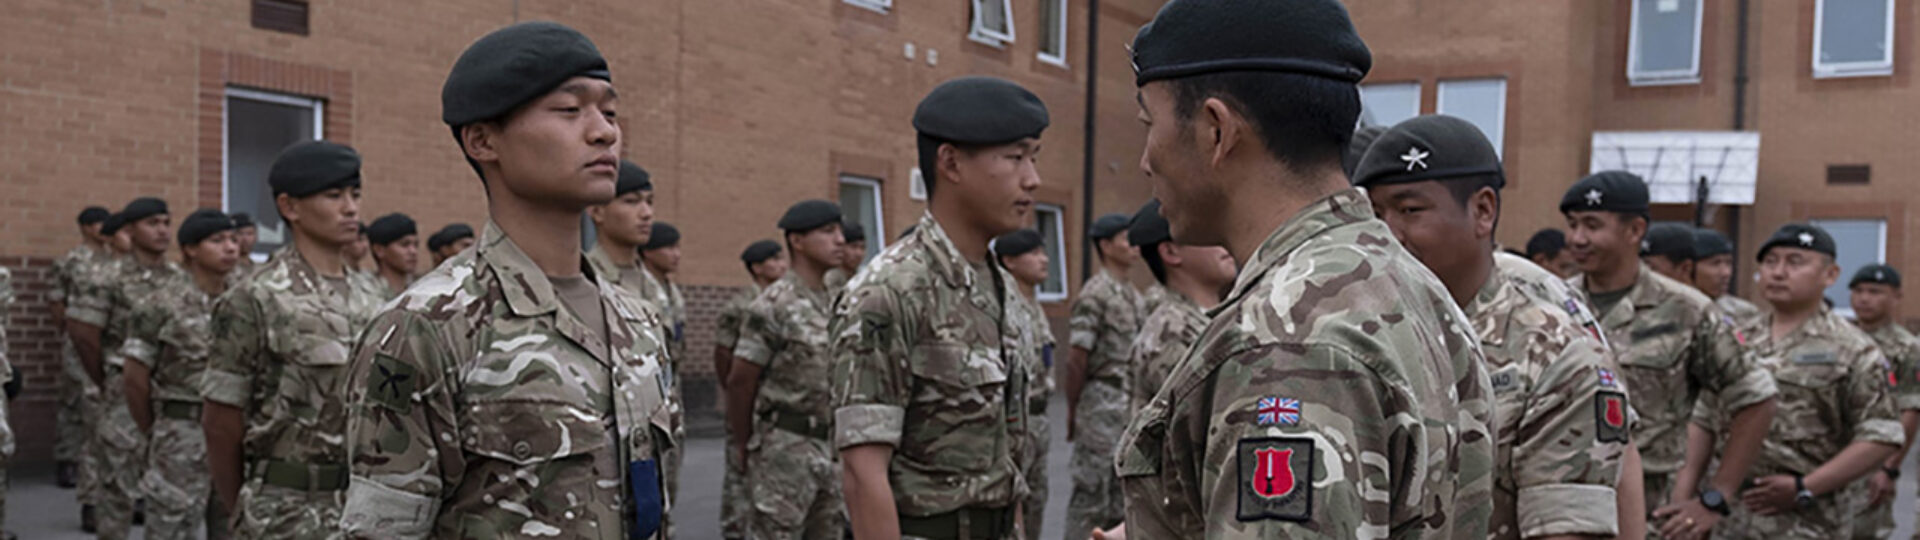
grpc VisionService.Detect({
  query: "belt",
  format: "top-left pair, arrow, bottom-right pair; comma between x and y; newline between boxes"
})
252,459 -> 348,492
1028,397 -> 1047,415
899,506 -> 1015,540
158,400 -> 201,421
766,407 -> 830,440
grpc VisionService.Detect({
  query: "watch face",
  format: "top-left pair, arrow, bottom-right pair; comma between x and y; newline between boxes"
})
1701,490 -> 1724,507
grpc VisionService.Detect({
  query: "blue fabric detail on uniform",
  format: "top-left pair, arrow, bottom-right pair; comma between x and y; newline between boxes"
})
1043,344 -> 1055,367
673,321 -> 686,343
629,459 -> 663,539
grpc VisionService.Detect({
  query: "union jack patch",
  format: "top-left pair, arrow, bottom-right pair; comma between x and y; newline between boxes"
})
1257,397 -> 1300,426
1598,368 -> 1618,388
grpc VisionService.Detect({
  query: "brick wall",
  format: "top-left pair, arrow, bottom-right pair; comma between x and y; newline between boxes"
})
3,257 -> 65,464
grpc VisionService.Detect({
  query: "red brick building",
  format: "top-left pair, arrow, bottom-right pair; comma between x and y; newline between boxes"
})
0,0 -> 1167,463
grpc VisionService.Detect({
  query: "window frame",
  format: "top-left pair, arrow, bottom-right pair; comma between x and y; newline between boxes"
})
969,0 -> 1017,47
223,87 -> 324,260
1435,77 -> 1508,158
1037,0 -> 1069,67
1627,0 -> 1705,86
839,174 -> 888,259
1034,203 -> 1069,302
1814,0 -> 1898,78
1357,81 -> 1422,128
843,0 -> 891,14
1808,217 -> 1889,319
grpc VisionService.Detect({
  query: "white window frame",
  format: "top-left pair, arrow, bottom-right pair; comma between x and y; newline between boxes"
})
1809,218 -> 1888,319
969,0 -> 1016,47
224,87 -> 323,262
1037,0 -> 1069,67
909,167 -> 928,201
1358,82 -> 1422,128
1436,78 -> 1508,158
843,0 -> 891,14
1627,0 -> 1705,86
839,175 -> 888,254
1814,0 -> 1897,78
1034,203 -> 1069,302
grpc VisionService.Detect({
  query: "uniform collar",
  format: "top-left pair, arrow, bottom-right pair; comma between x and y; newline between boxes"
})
477,221 -> 572,318
1465,261 -> 1515,347
1211,187 -> 1376,317
778,272 -> 834,312
584,244 -> 637,286
912,211 -> 982,289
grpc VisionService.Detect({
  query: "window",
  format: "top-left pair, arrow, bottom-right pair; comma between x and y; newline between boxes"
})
1358,82 -> 1421,128
1034,204 -> 1068,300
1628,0 -> 1703,85
839,175 -> 887,262
251,0 -> 310,35
843,0 -> 891,14
225,87 -> 323,259
1815,0 -> 1896,78
1437,78 -> 1507,158
1038,0 -> 1069,66
970,0 -> 1016,46
1809,218 -> 1888,317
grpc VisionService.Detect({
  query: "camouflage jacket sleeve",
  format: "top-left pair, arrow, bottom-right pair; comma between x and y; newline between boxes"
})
1067,287 -> 1102,352
66,266 -> 113,327
1512,340 -> 1626,538
830,283 -> 913,450
117,287 -> 169,369
1690,311 -> 1777,413
202,288 -> 263,408
714,295 -> 747,352
341,309 -> 457,538
1890,338 -> 1920,412
734,295 -> 780,368
48,255 -> 70,305
1844,348 -> 1905,447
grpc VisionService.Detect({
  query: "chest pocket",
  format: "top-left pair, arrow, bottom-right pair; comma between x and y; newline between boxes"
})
1617,319 -> 1690,420
1772,356 -> 1847,441
903,343 -> 1007,471
264,312 -> 352,423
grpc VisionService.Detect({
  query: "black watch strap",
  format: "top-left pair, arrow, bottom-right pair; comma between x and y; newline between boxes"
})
1885,465 -> 1903,480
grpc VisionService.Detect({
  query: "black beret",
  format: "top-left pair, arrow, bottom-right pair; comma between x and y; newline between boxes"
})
120,197 -> 169,224
1353,115 -> 1503,189
177,209 -> 236,246
643,222 -> 681,251
913,77 -> 1050,145
1851,264 -> 1903,289
1641,223 -> 1696,261
1758,223 -> 1837,261
270,141 -> 362,197
1128,199 -> 1171,247
1343,124 -> 1387,178
778,200 -> 843,232
842,221 -> 866,243
428,223 -> 476,252
1560,170 -> 1649,216
1525,229 -> 1567,258
994,229 -> 1045,258
1130,0 -> 1371,86
366,213 -> 418,246
100,213 -> 127,236
1089,213 -> 1131,240
77,206 -> 111,226
1693,228 -> 1735,259
741,240 -> 782,265
442,21 -> 611,127
231,213 -> 255,229
618,160 -> 653,196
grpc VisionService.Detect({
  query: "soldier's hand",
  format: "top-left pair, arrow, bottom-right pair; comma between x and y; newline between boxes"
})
1652,499 -> 1720,540
1739,474 -> 1798,516
1869,470 -> 1897,506
1090,523 -> 1126,540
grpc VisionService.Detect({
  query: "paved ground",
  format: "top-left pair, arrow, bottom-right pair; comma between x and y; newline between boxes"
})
7,395 -> 1918,539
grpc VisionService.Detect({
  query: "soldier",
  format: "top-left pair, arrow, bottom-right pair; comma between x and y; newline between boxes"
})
1062,211 -> 1139,540
425,223 -> 475,267
121,209 -> 240,540
71,197 -> 180,540
585,159 -> 657,296
825,221 -> 865,291
70,210 -> 130,529
0,265 -> 13,537
993,228 -> 1057,540
1692,228 -> 1763,323
1643,223 -> 1697,284
1120,200 -> 1231,415
1560,172 -> 1781,540
201,141 -> 384,537
50,206 -> 110,489
343,222 -> 371,273
1354,114 -> 1644,539
1843,264 -> 1920,539
637,220 -> 686,508
339,21 -> 675,538
231,213 -> 258,277
715,239 -> 785,540
727,200 -> 848,539
1688,224 -> 1902,539
832,76 -> 1045,540
1106,0 -> 1495,536
1527,228 -> 1580,279
365,213 -> 420,299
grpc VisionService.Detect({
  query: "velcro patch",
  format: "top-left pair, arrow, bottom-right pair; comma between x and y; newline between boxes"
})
1793,352 -> 1836,365
1630,322 -> 1680,341
1237,437 -> 1313,522
1595,391 -> 1630,443
370,355 -> 416,414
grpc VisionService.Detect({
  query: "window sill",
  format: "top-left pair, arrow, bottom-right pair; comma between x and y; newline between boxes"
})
968,31 -> 1008,48
1813,66 -> 1895,79
1626,75 -> 1701,87
1037,292 -> 1067,303
842,0 -> 889,14
1037,53 -> 1069,69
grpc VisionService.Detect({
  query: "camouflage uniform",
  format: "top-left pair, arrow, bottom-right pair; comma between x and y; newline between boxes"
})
824,268 -> 851,292
1126,290 -> 1205,413
1063,268 -> 1140,538
120,271 -> 221,540
49,244 -> 99,474
1844,322 -> 1920,539
1114,189 -> 1496,538
1693,307 -> 1903,539
831,212 -> 1034,540
713,283 -> 761,540
1717,294 -> 1764,323
1010,292 -> 1054,540
586,248 -> 686,519
1474,254 -> 1630,539
1570,265 -> 1778,510
202,245 -> 383,537
71,256 -> 181,540
0,267 -> 14,528
340,222 -> 676,539
1139,283 -> 1170,321
735,274 -> 843,539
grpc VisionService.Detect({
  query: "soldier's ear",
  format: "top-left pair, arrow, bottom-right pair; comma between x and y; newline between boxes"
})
275,193 -> 300,226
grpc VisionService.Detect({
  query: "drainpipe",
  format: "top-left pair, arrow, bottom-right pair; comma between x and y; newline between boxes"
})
1728,0 -> 1751,295
1079,0 -> 1100,282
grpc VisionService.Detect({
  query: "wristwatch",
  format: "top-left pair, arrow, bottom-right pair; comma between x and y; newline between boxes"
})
1793,475 -> 1814,509
1699,489 -> 1731,516
1885,465 -> 1903,480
